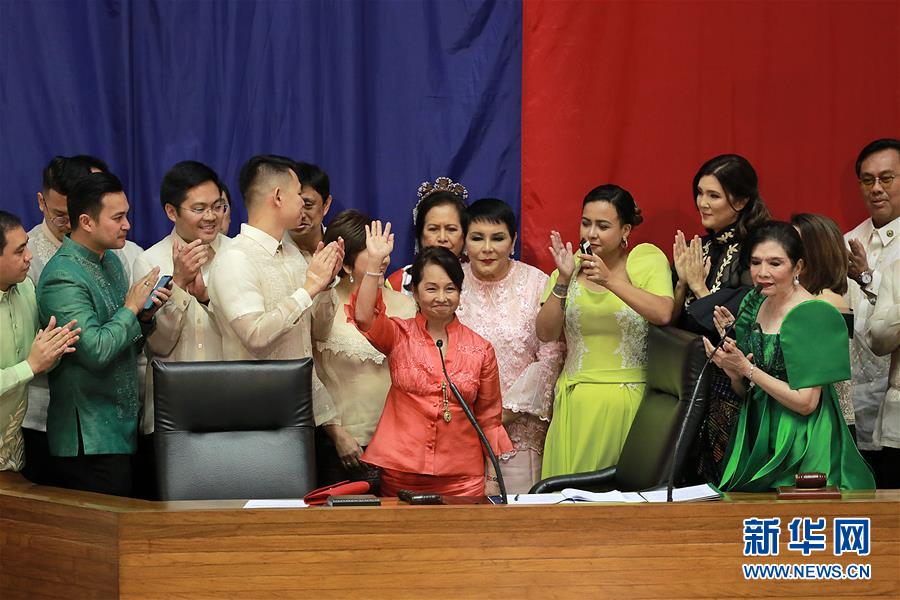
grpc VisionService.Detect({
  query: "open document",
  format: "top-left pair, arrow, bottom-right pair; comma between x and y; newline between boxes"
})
505,484 -> 721,505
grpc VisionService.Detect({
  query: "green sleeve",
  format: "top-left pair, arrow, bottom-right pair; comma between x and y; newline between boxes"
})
626,243 -> 675,298
38,270 -> 142,374
540,269 -> 560,305
734,288 -> 765,355
780,300 -> 851,389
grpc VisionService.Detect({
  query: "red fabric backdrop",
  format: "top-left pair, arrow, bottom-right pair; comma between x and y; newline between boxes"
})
521,0 -> 900,273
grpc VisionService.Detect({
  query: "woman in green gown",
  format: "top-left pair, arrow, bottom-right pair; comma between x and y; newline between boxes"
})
704,222 -> 874,491
536,185 -> 675,478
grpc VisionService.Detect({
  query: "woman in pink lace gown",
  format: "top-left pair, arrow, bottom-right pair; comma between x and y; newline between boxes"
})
456,199 -> 564,493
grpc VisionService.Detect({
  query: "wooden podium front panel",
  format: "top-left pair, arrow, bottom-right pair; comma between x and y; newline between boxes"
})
1,473 -> 898,599
115,496 -> 899,599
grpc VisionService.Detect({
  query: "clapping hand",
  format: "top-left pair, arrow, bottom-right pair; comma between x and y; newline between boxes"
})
26,316 -> 81,374
703,335 -> 753,382
674,231 -> 710,294
548,230 -> 576,284
305,238 -> 345,297
847,238 -> 869,282
712,305 -> 736,340
172,238 -> 208,291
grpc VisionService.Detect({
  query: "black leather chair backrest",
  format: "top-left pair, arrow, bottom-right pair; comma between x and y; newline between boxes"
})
152,359 -> 316,500
615,326 -> 708,491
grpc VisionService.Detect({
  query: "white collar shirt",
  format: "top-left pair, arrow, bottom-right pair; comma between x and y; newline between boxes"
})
844,215 -> 900,450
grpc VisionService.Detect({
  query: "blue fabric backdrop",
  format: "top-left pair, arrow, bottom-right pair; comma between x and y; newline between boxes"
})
0,0 -> 522,265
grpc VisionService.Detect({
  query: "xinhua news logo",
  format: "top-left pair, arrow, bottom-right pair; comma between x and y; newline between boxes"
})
741,517 -> 872,580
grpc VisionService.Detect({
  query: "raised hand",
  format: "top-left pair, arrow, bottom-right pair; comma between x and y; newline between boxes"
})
673,230 -> 689,282
548,230 -> 576,284
365,220 -> 394,266
26,316 -> 81,374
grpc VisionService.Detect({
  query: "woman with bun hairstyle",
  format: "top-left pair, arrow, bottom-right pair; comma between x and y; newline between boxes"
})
536,184 -> 675,477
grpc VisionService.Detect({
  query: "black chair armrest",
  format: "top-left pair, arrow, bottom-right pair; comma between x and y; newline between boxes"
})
529,467 -> 618,494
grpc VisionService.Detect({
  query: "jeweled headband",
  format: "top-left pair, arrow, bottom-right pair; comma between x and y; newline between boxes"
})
413,176 -> 469,225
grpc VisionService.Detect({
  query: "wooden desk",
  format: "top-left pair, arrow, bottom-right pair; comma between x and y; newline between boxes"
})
1,472 -> 897,599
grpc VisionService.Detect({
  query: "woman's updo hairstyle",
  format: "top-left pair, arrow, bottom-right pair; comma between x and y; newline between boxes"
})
582,184 -> 643,227
692,154 -> 770,239
413,177 -> 469,251
742,220 -> 805,269
408,246 -> 464,292
324,209 -> 370,274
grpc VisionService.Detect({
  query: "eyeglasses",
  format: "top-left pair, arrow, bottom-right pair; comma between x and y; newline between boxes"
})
859,174 -> 897,189
180,199 -> 228,217
48,215 -> 70,227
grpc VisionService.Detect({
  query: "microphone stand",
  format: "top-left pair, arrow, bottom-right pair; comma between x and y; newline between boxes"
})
666,286 -> 760,502
436,340 -> 508,505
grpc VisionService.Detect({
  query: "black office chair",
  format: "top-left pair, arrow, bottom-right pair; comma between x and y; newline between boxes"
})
152,359 -> 317,500
530,326 -> 709,494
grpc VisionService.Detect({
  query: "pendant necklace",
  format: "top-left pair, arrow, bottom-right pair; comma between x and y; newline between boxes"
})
441,381 -> 452,423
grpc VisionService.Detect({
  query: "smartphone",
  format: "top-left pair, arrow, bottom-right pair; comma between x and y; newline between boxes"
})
142,275 -> 173,311
578,240 -> 593,256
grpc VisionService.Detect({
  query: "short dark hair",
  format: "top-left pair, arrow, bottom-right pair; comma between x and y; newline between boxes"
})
294,161 -> 330,201
855,138 -> 900,177
41,154 -> 109,196
466,198 -> 517,238
414,191 -> 469,250
160,161 -> 222,210
743,221 -> 804,270
790,213 -> 848,296
0,210 -> 24,254
408,246 -> 464,292
693,154 -> 770,239
67,172 -> 124,231
583,184 -> 643,227
238,154 -> 297,207
324,209 -> 370,273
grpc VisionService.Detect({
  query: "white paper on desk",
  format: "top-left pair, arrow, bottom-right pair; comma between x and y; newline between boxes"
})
639,484 -> 721,503
243,499 -> 308,509
562,488 -> 630,503
507,493 -> 568,505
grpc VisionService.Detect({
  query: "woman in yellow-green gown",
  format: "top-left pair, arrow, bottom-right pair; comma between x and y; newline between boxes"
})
537,185 -> 675,478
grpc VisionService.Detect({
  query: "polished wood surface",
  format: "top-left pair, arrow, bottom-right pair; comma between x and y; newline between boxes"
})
1,472 -> 898,599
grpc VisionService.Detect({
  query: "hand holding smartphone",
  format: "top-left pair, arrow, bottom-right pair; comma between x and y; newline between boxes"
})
578,240 -> 593,256
142,275 -> 173,311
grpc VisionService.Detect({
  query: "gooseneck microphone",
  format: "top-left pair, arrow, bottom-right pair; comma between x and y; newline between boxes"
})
436,339 -> 508,505
666,284 -> 762,502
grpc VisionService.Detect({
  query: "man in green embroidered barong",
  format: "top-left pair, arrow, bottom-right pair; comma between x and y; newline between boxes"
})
37,173 -> 171,496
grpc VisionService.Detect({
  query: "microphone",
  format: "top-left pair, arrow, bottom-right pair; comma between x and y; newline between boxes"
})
666,284 -> 762,502
435,339 -> 508,505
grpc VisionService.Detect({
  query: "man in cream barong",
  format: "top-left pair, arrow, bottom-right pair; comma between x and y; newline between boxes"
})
209,155 -> 344,425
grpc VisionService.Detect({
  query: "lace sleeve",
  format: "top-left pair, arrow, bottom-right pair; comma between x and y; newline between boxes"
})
502,339 -> 564,420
